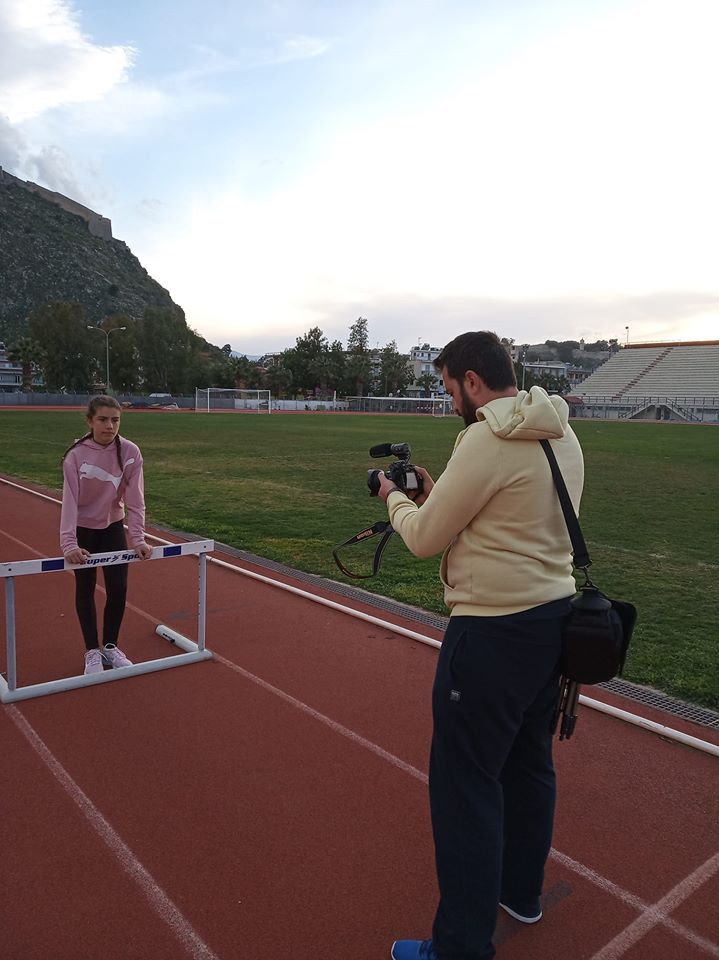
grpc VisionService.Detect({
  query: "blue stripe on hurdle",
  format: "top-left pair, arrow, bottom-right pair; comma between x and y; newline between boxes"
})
42,559 -> 66,572
162,545 -> 182,558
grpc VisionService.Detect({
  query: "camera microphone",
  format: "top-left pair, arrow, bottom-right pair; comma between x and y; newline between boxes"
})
369,443 -> 395,458
369,442 -> 411,459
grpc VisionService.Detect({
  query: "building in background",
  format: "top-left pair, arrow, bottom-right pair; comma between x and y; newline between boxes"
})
0,342 -> 22,391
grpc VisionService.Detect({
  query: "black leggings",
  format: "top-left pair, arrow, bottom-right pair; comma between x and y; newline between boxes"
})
74,521 -> 128,650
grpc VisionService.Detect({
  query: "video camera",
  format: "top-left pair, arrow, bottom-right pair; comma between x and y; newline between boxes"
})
366,442 -> 424,498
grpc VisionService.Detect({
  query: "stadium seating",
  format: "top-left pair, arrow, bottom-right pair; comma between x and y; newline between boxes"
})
576,344 -> 719,400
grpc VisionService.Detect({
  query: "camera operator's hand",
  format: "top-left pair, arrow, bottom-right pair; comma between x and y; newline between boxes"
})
411,466 -> 434,506
378,467 -> 434,505
377,470 -> 401,503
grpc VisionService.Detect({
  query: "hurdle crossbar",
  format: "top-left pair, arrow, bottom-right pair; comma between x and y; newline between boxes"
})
1,540 -> 215,704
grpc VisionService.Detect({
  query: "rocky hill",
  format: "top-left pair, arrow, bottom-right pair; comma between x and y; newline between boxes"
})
0,175 -> 181,343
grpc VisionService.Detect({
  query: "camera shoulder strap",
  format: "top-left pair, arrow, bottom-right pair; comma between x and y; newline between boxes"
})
332,521 -> 395,579
539,439 -> 591,573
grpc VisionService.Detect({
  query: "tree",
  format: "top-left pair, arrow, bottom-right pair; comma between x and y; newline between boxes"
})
345,317 -> 372,396
8,336 -> 44,392
416,372 -> 438,397
232,355 -> 259,388
536,373 -> 570,395
136,307 -> 194,393
92,315 -> 140,393
557,341 -> 579,363
263,364 -> 293,398
28,301 -> 95,391
281,326 -> 331,394
379,341 -> 413,395
326,340 -> 346,394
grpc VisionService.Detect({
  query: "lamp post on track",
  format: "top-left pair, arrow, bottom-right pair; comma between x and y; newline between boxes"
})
87,325 -> 126,393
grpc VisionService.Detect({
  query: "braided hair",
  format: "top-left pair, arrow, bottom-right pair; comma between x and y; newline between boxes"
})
61,395 -> 124,470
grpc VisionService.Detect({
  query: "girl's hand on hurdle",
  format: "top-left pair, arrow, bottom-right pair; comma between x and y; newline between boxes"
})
133,541 -> 152,560
64,547 -> 91,565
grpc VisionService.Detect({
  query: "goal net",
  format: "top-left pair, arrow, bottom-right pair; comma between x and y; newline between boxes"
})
195,388 -> 272,413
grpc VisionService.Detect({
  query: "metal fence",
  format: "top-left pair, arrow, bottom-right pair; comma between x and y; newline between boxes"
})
0,393 -> 195,409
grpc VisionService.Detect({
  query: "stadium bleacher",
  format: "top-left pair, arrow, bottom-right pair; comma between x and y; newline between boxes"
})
571,341 -> 719,422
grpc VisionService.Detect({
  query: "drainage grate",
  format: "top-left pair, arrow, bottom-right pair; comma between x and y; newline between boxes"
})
595,678 -> 719,729
154,526 -> 719,732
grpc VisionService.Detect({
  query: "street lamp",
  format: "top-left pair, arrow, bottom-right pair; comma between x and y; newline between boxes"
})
625,326 -> 629,346
521,349 -> 527,390
87,325 -> 126,393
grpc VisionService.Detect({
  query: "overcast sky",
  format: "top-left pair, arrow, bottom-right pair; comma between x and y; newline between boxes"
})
1,0 -> 718,354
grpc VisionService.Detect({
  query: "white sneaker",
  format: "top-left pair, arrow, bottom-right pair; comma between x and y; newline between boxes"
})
102,643 -> 133,668
84,649 -> 104,675
499,902 -> 543,924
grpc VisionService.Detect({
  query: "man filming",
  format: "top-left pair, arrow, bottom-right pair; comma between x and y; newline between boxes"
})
378,331 -> 584,960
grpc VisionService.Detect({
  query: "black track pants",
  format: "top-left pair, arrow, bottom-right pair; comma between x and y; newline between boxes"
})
429,601 -> 567,960
73,521 -> 128,650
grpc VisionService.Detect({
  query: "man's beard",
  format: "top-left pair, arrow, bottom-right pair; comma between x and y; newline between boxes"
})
457,383 -> 478,428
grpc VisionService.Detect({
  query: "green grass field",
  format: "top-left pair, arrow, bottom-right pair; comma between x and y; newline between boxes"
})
1,408 -> 718,710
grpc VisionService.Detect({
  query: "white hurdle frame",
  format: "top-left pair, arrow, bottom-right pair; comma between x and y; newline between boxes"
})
0,540 -> 214,703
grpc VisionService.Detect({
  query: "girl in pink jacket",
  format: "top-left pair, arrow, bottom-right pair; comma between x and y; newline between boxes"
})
60,395 -> 151,675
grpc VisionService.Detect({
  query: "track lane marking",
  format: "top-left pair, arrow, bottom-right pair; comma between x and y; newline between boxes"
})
552,850 -> 719,958
588,850 -> 719,959
5,706 -> 221,960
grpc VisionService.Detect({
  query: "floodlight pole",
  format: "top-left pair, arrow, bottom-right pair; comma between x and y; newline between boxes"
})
87,324 -> 127,393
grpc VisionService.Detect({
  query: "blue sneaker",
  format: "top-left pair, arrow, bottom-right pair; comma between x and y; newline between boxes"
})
391,940 -> 437,960
499,900 -> 543,924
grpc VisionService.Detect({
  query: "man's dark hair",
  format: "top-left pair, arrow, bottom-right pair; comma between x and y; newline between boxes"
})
434,331 -> 517,390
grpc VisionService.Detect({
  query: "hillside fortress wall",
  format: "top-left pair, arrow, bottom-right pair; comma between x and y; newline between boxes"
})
0,166 -> 113,241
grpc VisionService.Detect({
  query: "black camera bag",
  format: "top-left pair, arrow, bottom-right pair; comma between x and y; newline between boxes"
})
540,439 -> 637,686
562,588 -> 636,684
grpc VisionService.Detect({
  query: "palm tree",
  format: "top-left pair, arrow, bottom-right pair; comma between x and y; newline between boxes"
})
416,372 -> 438,397
8,337 -> 44,392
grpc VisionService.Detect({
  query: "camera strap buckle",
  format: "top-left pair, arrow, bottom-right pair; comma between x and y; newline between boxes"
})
332,521 -> 395,579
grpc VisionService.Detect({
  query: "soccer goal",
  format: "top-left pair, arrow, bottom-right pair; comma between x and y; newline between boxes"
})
431,395 -> 454,417
195,388 -> 272,413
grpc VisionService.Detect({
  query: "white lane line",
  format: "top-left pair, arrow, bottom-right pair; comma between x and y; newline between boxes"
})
214,651 -> 428,783
553,850 -> 719,958
0,527 -> 53,555
588,851 -> 719,960
6,705 -> 221,960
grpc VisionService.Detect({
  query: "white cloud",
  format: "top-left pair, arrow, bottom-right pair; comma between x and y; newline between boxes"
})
26,143 -> 84,199
0,0 -> 134,122
0,113 -> 25,168
269,34 -> 331,64
137,0 -> 719,350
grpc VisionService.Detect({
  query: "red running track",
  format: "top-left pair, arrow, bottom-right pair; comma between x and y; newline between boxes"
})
0,476 -> 718,960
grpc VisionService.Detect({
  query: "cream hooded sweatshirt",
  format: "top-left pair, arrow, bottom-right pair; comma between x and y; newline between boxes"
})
387,386 -> 584,616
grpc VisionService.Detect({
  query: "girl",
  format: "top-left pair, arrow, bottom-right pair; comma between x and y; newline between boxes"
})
60,395 -> 152,675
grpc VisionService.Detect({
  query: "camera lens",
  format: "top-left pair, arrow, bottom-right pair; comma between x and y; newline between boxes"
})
367,469 -> 382,497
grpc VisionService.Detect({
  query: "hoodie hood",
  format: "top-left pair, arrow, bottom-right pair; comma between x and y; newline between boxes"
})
477,386 -> 569,440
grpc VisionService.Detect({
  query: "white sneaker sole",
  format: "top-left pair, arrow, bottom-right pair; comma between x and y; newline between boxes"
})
500,902 -> 543,924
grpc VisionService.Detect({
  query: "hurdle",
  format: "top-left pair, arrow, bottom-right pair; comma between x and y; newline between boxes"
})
0,540 -> 214,703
